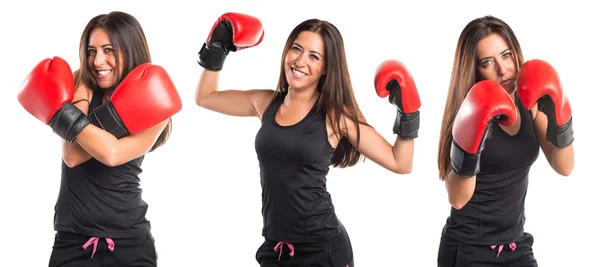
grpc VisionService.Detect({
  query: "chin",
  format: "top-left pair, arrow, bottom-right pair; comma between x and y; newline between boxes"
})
96,79 -> 117,90
285,77 -> 301,90
503,85 -> 516,94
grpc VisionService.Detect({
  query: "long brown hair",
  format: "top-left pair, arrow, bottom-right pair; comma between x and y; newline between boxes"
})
272,19 -> 369,168
437,15 -> 525,180
75,11 -> 171,152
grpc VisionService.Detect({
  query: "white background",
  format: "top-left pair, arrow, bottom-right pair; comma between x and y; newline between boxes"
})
1,0 -> 598,266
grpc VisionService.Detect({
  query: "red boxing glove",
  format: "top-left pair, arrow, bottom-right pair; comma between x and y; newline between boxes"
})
451,80 -> 517,177
18,56 -> 89,143
374,59 -> 421,139
89,64 -> 182,138
198,12 -> 264,71
517,59 -> 574,148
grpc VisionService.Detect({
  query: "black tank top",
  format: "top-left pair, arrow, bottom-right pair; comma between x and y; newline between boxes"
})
53,90 -> 151,238
445,98 -> 540,245
254,92 -> 340,243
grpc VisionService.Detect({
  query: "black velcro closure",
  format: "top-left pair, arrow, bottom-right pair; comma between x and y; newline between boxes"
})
197,43 -> 228,71
49,102 -> 90,143
450,140 -> 480,178
89,102 -> 130,139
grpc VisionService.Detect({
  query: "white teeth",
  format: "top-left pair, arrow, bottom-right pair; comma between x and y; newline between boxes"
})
97,70 -> 112,76
292,68 -> 307,77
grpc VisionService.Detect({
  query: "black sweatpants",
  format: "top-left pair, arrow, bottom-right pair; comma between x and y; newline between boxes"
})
49,231 -> 158,267
255,225 -> 353,267
437,227 -> 538,267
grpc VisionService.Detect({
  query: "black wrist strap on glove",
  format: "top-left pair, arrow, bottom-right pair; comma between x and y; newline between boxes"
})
48,102 -> 90,143
198,43 -> 228,71
450,122 -> 494,178
393,110 -> 420,139
89,102 -> 130,139
538,97 -> 574,148
546,117 -> 574,148
450,141 -> 481,177
387,86 -> 420,139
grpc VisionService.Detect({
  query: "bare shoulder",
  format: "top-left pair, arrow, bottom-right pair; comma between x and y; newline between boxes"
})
335,105 -> 368,137
249,89 -> 277,119
74,83 -> 92,101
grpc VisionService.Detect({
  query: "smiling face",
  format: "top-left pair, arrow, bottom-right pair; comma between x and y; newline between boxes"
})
87,27 -> 124,89
283,31 -> 326,92
476,33 -> 517,94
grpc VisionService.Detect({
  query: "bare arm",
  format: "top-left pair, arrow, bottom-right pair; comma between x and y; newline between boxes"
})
344,115 -> 413,174
195,69 -> 274,119
444,171 -> 476,210
74,120 -> 168,167
63,80 -> 169,167
62,84 -> 93,167
532,104 -> 575,176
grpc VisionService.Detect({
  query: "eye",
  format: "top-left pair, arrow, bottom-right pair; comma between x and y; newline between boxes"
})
481,59 -> 493,67
310,54 -> 320,60
291,46 -> 301,52
87,49 -> 96,56
104,47 -> 114,54
502,52 -> 512,59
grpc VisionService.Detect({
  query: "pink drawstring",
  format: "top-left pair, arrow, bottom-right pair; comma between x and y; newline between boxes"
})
490,242 -> 516,257
82,237 -> 115,258
274,241 -> 295,260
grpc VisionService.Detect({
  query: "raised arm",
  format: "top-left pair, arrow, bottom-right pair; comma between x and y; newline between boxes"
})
194,12 -> 273,118
444,80 -> 517,209
345,60 -> 421,174
517,59 -> 575,176
18,57 -> 181,168
61,82 -> 93,167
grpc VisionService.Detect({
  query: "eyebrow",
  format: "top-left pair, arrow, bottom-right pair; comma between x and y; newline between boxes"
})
479,48 -> 511,61
293,42 -> 324,58
87,44 -> 113,48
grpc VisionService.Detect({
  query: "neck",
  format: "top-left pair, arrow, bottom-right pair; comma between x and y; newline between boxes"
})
285,86 -> 319,106
509,90 -> 516,102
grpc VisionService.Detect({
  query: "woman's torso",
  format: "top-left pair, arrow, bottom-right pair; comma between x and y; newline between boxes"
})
54,90 -> 151,238
254,92 -> 340,243
446,98 -> 540,245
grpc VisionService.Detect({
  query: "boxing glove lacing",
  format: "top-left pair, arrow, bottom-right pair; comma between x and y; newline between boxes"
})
82,237 -> 115,259
274,241 -> 294,260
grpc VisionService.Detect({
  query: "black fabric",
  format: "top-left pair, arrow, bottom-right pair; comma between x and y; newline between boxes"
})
255,223 -> 353,267
438,224 -> 538,267
88,101 -> 130,139
48,231 -> 157,267
53,90 -> 151,239
49,102 -> 90,143
444,99 -> 540,246
254,92 -> 340,243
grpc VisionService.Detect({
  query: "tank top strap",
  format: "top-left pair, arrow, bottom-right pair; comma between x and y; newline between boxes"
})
88,90 -> 104,112
262,92 -> 286,121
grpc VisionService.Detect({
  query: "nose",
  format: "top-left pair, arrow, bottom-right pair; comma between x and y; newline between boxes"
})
94,52 -> 106,66
497,61 -> 508,76
295,53 -> 307,67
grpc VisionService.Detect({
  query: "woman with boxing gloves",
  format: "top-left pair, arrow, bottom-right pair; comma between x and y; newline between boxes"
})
18,11 -> 181,266
194,13 -> 422,266
436,15 -> 575,266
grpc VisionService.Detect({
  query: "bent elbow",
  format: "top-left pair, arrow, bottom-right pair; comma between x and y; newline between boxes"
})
195,92 -> 212,108
195,96 -> 205,107
449,197 -> 468,210
63,157 -> 82,168
552,161 -> 574,177
97,149 -> 122,167
395,165 -> 412,175
556,167 -> 573,177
